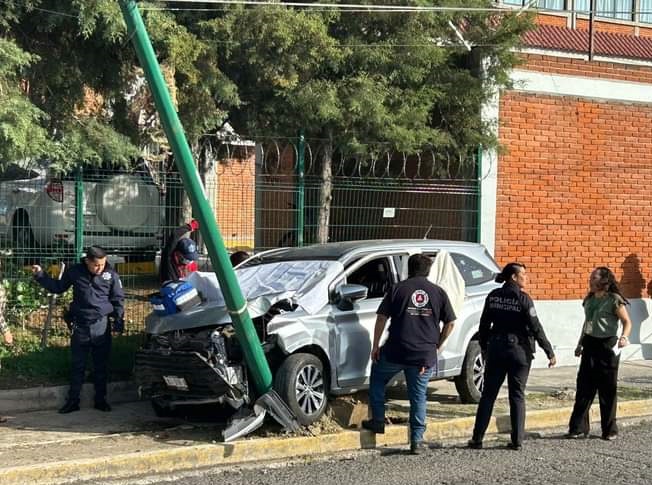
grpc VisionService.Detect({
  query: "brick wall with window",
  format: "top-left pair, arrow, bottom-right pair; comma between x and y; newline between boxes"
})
495,54 -> 652,300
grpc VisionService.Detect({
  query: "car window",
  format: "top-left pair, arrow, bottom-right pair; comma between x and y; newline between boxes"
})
450,253 -> 495,286
346,257 -> 394,298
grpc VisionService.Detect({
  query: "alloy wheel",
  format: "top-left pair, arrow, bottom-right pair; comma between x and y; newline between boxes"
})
295,364 -> 325,416
472,351 -> 485,394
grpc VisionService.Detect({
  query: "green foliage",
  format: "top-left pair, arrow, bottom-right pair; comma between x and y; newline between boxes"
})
1,272 -> 47,327
200,0 -> 532,155
0,38 -> 49,163
49,119 -> 141,171
0,331 -> 141,389
0,1 -> 533,166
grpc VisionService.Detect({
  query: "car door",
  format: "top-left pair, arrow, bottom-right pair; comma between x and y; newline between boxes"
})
330,252 -> 401,389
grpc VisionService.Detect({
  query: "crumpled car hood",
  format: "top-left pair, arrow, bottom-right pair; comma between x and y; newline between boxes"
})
145,260 -> 343,335
145,291 -> 295,335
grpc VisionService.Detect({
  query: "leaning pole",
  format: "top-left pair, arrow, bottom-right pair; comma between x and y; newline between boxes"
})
117,0 -> 271,397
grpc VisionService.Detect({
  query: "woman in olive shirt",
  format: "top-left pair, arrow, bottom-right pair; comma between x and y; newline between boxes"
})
567,266 -> 632,440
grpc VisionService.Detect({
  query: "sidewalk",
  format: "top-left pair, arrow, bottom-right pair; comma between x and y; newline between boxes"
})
1,361 -> 652,484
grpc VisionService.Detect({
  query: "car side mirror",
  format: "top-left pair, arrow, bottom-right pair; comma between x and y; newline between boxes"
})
336,284 -> 368,311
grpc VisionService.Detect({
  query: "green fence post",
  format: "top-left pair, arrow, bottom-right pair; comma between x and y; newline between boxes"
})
296,130 -> 305,247
118,0 -> 273,395
75,168 -> 84,261
476,145 -> 482,244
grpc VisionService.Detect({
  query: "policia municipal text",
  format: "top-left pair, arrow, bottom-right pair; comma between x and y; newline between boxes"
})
468,262 -> 556,450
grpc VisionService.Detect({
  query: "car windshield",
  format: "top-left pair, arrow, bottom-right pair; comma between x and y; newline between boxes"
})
236,260 -> 337,297
188,259 -> 342,312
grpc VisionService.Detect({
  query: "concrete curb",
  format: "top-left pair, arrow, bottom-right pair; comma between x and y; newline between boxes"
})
0,381 -> 137,414
3,399 -> 652,485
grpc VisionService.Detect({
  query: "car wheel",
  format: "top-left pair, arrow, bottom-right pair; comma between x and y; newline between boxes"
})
273,353 -> 328,426
454,340 -> 484,403
12,214 -> 37,265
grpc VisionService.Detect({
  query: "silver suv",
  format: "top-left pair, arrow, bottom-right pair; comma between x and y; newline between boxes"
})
135,240 -> 500,425
0,161 -> 163,254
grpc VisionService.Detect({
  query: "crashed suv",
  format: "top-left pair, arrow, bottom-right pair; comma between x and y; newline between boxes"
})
135,239 -> 500,426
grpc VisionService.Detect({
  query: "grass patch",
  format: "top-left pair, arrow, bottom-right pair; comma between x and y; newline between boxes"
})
0,329 -> 143,389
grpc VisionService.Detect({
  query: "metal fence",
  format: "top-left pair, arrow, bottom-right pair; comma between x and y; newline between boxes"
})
0,141 -> 480,338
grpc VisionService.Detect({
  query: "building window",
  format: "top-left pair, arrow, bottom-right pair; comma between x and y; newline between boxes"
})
502,0 -> 565,9
641,0 -> 652,23
538,0 -> 565,9
575,0 -> 633,20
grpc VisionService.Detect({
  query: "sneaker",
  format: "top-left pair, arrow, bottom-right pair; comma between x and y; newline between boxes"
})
467,439 -> 483,449
564,431 -> 588,439
507,443 -> 522,451
361,419 -> 385,434
410,441 -> 427,455
602,433 -> 618,441
58,401 -> 80,414
94,401 -> 112,412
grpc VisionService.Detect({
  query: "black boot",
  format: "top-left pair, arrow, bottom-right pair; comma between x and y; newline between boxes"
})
58,400 -> 80,414
361,419 -> 385,434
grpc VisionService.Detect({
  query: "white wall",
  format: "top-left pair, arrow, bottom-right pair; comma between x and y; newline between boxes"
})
531,298 -> 652,368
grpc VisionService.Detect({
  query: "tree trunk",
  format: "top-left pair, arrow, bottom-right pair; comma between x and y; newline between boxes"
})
317,138 -> 333,244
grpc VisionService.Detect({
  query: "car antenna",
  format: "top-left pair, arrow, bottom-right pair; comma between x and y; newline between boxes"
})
423,224 -> 433,239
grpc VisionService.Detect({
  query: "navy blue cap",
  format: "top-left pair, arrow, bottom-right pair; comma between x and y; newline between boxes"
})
175,238 -> 199,261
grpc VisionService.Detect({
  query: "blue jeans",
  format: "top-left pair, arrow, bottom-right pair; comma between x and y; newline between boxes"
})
368,353 -> 433,443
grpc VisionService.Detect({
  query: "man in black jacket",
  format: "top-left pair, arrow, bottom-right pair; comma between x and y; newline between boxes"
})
32,246 -> 125,413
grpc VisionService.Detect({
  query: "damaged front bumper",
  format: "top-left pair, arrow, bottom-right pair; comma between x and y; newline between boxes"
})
135,348 -> 249,410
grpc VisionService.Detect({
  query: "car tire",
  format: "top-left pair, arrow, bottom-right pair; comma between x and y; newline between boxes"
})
12,213 -> 37,265
273,353 -> 328,426
454,340 -> 484,404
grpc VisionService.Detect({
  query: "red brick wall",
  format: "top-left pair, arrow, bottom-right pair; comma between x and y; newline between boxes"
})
519,53 -> 652,82
215,155 -> 256,251
535,14 -> 568,28
576,19 -> 637,35
497,58 -> 652,300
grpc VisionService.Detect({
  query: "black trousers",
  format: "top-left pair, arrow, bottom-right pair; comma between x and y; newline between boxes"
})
568,335 -> 619,437
68,317 -> 112,404
472,335 -> 532,446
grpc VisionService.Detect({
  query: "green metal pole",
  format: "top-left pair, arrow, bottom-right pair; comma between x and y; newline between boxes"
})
75,168 -> 84,261
118,0 -> 273,395
476,145 -> 482,244
295,130 -> 305,247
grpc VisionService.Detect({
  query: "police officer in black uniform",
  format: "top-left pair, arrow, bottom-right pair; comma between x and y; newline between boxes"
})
32,246 -> 125,414
468,262 -> 556,450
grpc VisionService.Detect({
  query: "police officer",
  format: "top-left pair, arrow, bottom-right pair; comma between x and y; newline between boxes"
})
32,246 -> 124,414
468,262 -> 556,450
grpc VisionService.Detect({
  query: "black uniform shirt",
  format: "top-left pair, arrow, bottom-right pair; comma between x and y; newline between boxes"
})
35,261 -> 124,325
377,276 -> 456,368
479,281 -> 554,359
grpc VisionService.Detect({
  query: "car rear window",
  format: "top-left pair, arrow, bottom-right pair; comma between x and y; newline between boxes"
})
450,253 -> 495,286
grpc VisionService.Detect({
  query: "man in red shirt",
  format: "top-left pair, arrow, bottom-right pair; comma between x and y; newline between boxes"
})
159,220 -> 200,282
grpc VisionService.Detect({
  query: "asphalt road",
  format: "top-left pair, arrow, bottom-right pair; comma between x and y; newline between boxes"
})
94,419 -> 652,485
